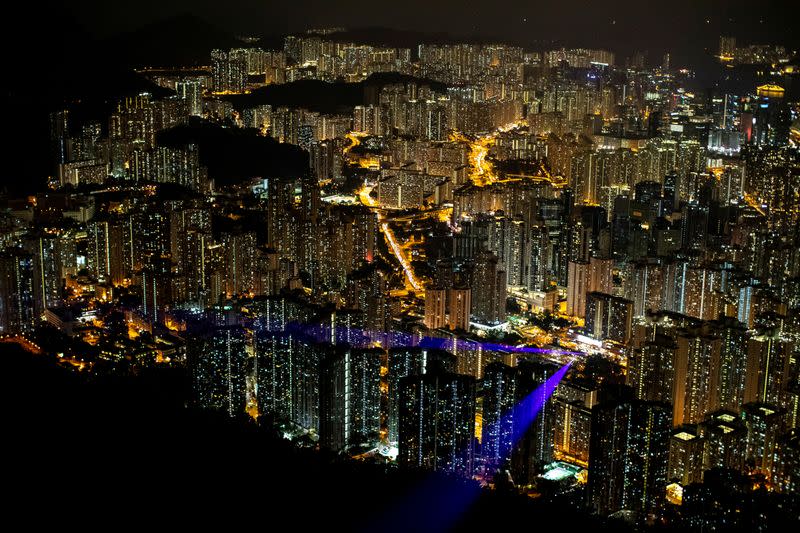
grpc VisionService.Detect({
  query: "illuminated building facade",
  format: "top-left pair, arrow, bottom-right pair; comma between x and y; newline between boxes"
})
398,368 -> 476,477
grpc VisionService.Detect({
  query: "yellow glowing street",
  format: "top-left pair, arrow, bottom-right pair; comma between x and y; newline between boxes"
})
358,185 -> 423,293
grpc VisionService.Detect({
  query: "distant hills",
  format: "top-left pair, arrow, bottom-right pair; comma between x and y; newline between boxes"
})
224,72 -> 448,115
158,119 -> 310,184
97,16 -> 528,69
100,13 -> 244,68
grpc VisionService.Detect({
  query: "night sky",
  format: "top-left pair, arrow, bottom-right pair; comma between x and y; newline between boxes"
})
34,1 -> 800,62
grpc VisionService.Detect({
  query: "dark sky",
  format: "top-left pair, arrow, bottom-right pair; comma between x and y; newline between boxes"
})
52,0 -> 799,61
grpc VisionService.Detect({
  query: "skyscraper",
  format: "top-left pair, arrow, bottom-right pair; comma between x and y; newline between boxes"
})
470,251 -> 506,325
511,360 -> 560,484
87,218 -> 127,285
481,362 -> 517,472
568,256 -> 612,319
255,331 -> 295,423
741,402 -> 782,477
140,256 -> 173,323
587,386 -> 671,519
176,79 -> 203,116
0,249 -> 35,336
772,429 -> 799,494
567,259 -> 589,317
387,347 -> 455,443
585,292 -> 634,344
675,332 -> 721,426
716,318 -> 749,412
745,330 -> 793,409
293,335 -> 326,432
320,347 -> 382,452
211,49 -> 248,94
627,336 -> 677,404
398,367 -> 476,477
668,425 -> 705,486
423,288 -> 447,330
750,85 -> 790,147
24,232 -> 62,317
448,286 -> 471,331
553,376 -> 598,466
700,410 -> 746,473
190,325 -> 249,417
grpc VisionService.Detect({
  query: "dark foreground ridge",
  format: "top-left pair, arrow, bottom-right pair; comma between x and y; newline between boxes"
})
2,344 -> 606,532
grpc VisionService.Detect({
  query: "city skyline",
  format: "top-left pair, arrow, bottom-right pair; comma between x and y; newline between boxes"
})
2,3 -> 799,531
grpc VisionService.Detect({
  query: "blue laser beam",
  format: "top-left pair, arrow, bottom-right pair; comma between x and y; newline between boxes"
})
371,360 -> 573,532
265,319 -> 579,357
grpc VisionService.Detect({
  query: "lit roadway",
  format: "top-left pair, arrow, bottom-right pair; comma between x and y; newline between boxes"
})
451,121 -> 567,188
355,121 -> 567,298
0,335 -> 43,354
0,334 -> 90,371
451,130 -> 497,186
344,131 -> 380,169
743,192 -> 767,217
358,186 -> 423,294
344,131 -> 365,154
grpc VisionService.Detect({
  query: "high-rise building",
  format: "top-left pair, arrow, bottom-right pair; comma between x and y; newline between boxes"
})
588,256 -> 613,294
0,248 -> 35,335
87,218 -> 127,285
674,332 -> 721,426
700,410 -> 746,473
668,425 -> 705,486
772,429 -> 799,494
567,260 -> 589,317
387,347 -> 455,443
320,347 -> 382,452
670,265 -> 721,321
663,171 -> 679,215
716,318 -> 749,412
553,377 -> 598,466
719,36 -> 736,59
585,292 -> 634,344
255,331 -> 327,432
627,336 -> 677,404
189,326 -> 249,417
220,231 -> 258,297
24,232 -> 63,317
141,256 -> 173,323
398,368 -> 476,477
423,288 -> 447,330
741,402 -> 782,477
176,79 -> 203,116
481,362 -> 517,472
568,256 -> 612,319
511,360 -> 560,484
293,335 -> 326,431
587,386 -> 671,519
745,330 -> 793,409
448,286 -> 471,331
255,331 -> 294,422
211,49 -> 248,93
49,109 -> 69,175
470,251 -> 506,325
749,85 -> 790,147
